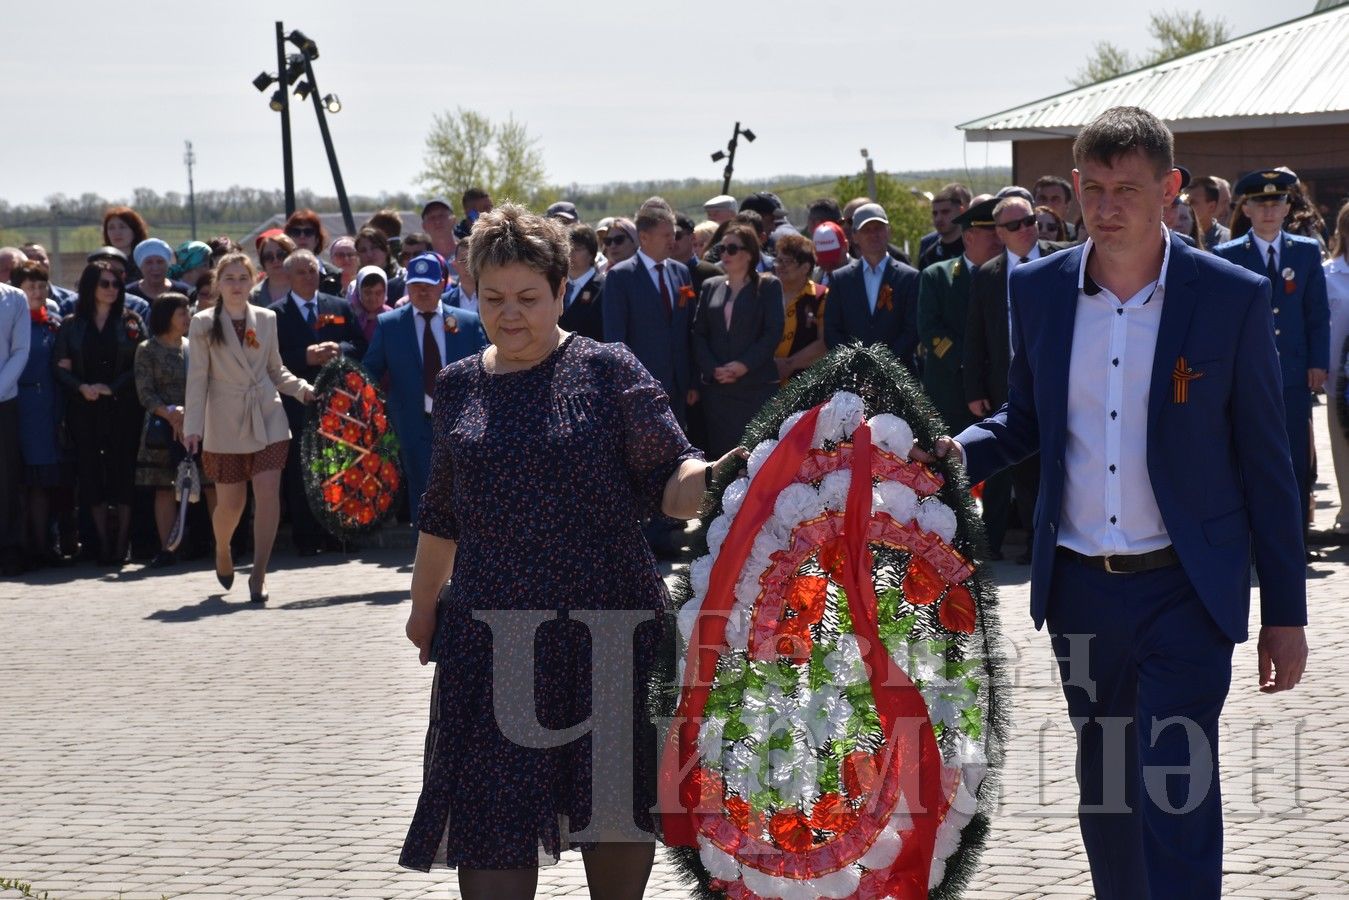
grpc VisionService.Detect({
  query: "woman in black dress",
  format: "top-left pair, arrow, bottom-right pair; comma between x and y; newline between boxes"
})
53,261 -> 146,565
691,222 -> 786,457
400,204 -> 740,900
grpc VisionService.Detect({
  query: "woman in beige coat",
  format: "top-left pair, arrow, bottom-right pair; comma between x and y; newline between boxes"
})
184,252 -> 314,602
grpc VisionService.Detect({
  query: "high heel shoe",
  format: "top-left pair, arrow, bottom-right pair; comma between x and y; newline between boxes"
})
216,552 -> 234,591
248,576 -> 268,604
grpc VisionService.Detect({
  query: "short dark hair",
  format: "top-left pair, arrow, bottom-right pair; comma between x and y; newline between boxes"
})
403,230 -> 432,249
365,208 -> 403,238
774,232 -> 815,267
355,227 -> 397,277
10,259 -> 49,288
733,209 -> 766,237
148,292 -> 190,336
466,203 -> 569,296
1189,175 -> 1221,205
207,236 -> 239,263
1072,106 -> 1174,177
807,198 -> 843,225
462,187 -> 489,207
933,183 -> 972,207
674,213 -> 696,234
569,223 -> 598,259
1033,175 -> 1074,203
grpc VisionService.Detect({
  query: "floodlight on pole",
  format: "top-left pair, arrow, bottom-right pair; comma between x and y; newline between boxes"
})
294,81 -> 313,102
252,72 -> 275,92
322,94 -> 341,114
709,121 -> 755,195
286,29 -> 319,60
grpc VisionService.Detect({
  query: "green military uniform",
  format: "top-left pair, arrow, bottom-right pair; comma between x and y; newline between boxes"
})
917,255 -> 975,433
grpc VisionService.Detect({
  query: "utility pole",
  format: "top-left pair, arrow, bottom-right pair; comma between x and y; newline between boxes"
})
276,20 -> 296,216
710,122 -> 756,196
861,148 -> 878,200
300,56 -> 355,236
184,141 -> 198,240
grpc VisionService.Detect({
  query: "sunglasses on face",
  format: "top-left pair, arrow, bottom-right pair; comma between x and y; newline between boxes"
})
719,243 -> 745,256
603,234 -> 629,247
287,226 -> 317,238
997,215 -> 1038,233
260,251 -> 288,263
98,278 -> 122,290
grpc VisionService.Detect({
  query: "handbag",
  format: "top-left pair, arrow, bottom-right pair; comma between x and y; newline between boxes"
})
144,413 -> 175,450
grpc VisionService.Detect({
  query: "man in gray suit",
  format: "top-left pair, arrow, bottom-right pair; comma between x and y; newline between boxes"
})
601,203 -> 694,428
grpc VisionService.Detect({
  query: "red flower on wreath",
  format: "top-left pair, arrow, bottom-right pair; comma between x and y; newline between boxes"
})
322,483 -> 343,505
768,809 -> 815,852
784,575 -> 828,623
843,750 -> 880,800
902,555 -> 945,606
344,371 -> 364,392
329,393 -> 352,415
320,413 -> 341,433
810,792 -> 857,834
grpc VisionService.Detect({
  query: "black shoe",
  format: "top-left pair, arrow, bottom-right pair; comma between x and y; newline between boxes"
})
986,549 -> 1004,561
215,553 -> 234,590
250,589 -> 269,604
148,550 -> 177,569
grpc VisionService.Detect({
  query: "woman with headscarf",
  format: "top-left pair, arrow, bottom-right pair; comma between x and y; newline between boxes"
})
350,265 -> 392,343
170,240 -> 214,288
126,239 -> 193,305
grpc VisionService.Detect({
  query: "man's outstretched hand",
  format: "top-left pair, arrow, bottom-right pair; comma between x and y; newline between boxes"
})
1257,625 -> 1308,693
909,436 -> 964,466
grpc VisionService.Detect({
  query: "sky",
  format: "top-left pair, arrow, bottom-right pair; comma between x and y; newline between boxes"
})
0,0 -> 1300,207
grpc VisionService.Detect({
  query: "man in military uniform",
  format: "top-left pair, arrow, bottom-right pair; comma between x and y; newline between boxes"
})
1214,169 -> 1330,539
917,196 -> 999,437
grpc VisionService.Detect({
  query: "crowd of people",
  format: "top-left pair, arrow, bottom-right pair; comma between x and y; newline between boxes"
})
0,167 -> 1344,580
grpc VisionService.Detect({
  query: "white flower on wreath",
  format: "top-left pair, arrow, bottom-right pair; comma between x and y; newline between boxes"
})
705,515 -> 731,557
698,715 -> 726,764
919,671 -> 977,731
778,409 -> 807,441
721,477 -> 749,518
868,413 -> 915,459
723,742 -> 763,797
800,683 -> 854,750
824,633 -> 869,685
768,740 -> 819,806
818,468 -> 851,511
741,684 -> 791,740
815,391 -> 865,445
747,439 -> 779,482
774,482 -> 825,533
915,499 -> 958,543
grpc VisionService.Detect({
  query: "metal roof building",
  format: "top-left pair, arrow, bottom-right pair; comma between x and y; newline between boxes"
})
959,2 -> 1349,211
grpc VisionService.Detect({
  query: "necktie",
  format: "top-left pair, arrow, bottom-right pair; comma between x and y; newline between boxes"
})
654,262 -> 672,321
420,311 -> 441,399
305,301 -> 317,328
565,282 -> 576,308
1266,245 -> 1278,286
1019,256 -> 1030,265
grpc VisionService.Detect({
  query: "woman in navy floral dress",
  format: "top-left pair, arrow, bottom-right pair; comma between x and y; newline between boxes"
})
399,205 -> 738,899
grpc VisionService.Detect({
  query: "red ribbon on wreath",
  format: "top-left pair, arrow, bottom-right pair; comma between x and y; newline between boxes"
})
659,404 -> 947,897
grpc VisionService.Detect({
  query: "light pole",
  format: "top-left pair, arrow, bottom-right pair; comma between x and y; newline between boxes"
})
184,140 -> 198,240
252,21 -> 303,216
710,122 -> 756,196
291,42 -> 354,237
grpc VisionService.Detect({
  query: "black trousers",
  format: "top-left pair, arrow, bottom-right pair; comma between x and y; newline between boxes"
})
0,399 -> 21,553
981,453 -> 1040,553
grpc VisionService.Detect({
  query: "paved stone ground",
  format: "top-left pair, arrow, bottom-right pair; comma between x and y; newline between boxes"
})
2,403 -> 1346,899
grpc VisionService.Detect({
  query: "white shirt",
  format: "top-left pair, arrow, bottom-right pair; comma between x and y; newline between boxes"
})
290,292 -> 319,324
412,307 -> 449,413
636,250 -> 673,300
1251,232 -> 1281,274
568,267 -> 596,307
1058,229 -> 1173,557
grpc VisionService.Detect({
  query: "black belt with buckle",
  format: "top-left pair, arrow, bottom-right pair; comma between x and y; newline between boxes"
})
1056,545 -> 1180,574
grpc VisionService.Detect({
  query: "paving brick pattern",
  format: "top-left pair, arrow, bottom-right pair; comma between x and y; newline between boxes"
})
2,404 -> 1345,899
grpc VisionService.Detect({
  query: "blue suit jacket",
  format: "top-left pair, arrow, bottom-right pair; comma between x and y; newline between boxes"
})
1212,231 -> 1330,386
822,256 -> 920,373
601,254 -> 693,419
955,234 -> 1306,643
362,302 -> 488,463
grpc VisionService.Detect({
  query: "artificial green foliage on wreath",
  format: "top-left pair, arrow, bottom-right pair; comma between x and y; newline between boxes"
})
653,344 -> 1010,900
300,356 -> 403,539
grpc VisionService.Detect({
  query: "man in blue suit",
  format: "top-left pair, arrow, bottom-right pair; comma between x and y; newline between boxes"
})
918,108 -> 1308,900
822,203 -> 920,373
1213,169 -> 1330,537
363,254 -> 487,522
601,202 -> 693,428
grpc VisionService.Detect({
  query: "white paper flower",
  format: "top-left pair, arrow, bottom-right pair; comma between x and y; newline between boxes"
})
919,672 -> 976,731
749,529 -> 788,575
723,742 -> 763,796
934,816 -> 963,859
815,391 -> 865,445
873,481 -> 919,524
915,499 -> 958,543
857,826 -> 903,869
868,413 -> 915,459
677,595 -> 703,643
698,715 -> 725,764
698,836 -> 741,881
774,482 -> 825,531
690,554 -> 713,597
705,515 -> 731,557
734,571 -> 763,610
801,684 -> 854,749
778,409 -> 808,441
812,864 -> 861,898
818,468 -> 851,511
722,477 -> 750,518
747,439 -> 779,480
767,743 -> 818,807
824,634 -> 868,685
724,603 -> 752,651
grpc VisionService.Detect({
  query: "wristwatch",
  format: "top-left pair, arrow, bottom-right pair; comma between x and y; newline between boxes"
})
705,462 -> 715,490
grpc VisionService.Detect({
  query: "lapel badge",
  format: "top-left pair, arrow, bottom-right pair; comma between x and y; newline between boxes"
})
1172,356 -> 1204,404
876,283 -> 894,313
1281,266 -> 1296,294
444,312 -> 459,334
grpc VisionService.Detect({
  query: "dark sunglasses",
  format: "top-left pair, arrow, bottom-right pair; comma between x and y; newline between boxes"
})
719,243 -> 745,256
996,214 -> 1038,232
260,251 -> 288,263
98,278 -> 123,290
287,226 -> 318,237
603,234 -> 629,247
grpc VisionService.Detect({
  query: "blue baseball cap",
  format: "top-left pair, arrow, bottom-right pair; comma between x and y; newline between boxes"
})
405,253 -> 445,285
